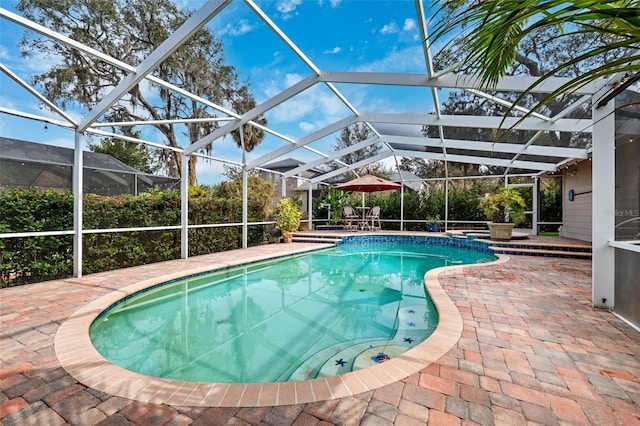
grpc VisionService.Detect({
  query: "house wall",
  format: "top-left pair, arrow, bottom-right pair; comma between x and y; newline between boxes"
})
562,160 -> 593,242
258,170 -> 314,219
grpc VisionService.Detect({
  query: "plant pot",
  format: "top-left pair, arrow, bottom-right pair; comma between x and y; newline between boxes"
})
427,223 -> 438,232
488,223 -> 515,241
282,235 -> 293,244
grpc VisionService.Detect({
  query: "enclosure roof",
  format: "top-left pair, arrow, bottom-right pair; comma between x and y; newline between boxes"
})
2,137 -> 144,173
0,137 -> 179,193
0,1 -> 623,184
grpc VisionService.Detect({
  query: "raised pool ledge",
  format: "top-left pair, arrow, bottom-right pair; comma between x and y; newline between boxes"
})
55,236 -> 507,408
337,233 -> 494,255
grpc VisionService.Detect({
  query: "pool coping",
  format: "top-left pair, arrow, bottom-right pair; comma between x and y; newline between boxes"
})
54,241 -> 509,407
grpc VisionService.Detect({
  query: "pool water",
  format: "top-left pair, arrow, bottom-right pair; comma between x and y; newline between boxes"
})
90,243 -> 495,383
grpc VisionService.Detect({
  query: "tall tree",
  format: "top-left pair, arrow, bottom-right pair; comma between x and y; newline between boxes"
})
429,0 -> 640,121
332,123 -> 384,177
88,128 -> 159,174
415,16 -> 630,178
17,0 -> 267,185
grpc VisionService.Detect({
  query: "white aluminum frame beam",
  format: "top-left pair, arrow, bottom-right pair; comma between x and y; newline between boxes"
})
361,113 -> 592,133
89,117 -> 236,127
383,135 -> 589,159
185,74 -> 319,156
247,115 -> 358,170
414,0 -> 448,163
465,88 -> 551,121
2,7 -> 249,128
0,108 -> 184,154
309,151 -> 393,184
1,108 -> 74,129
78,0 -> 232,132
504,94 -> 593,175
393,149 -> 557,172
282,136 -> 381,179
318,72 -> 596,95
1,63 -> 77,125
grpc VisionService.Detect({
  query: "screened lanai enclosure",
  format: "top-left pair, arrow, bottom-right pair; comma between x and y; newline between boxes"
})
0,1 -> 638,328
0,137 -> 179,195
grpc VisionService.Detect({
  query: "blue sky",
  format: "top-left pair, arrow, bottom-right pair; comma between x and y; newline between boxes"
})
0,0 -> 441,184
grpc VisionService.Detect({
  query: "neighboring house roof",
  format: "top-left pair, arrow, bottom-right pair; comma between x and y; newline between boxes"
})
2,137 -> 142,173
0,137 -> 178,193
262,157 -> 323,175
390,171 -> 423,191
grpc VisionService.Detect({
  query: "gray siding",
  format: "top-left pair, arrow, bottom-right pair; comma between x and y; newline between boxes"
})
562,161 -> 593,242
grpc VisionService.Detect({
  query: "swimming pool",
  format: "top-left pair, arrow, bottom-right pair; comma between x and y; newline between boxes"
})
55,233 -> 504,407
89,241 -> 496,384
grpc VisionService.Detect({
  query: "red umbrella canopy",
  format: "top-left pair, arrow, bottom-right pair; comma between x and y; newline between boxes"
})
334,174 -> 402,192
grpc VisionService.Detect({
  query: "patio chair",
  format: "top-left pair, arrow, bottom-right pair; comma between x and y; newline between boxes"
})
343,206 -> 360,231
365,206 -> 381,230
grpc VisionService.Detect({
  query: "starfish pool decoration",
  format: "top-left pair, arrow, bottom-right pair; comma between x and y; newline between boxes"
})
335,358 -> 346,367
371,352 -> 391,363
407,322 -> 416,327
404,337 -> 414,343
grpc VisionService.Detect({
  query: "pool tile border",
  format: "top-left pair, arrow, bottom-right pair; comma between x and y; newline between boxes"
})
54,235 -> 508,407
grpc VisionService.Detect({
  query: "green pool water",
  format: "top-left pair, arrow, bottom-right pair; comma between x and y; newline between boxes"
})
90,242 -> 495,383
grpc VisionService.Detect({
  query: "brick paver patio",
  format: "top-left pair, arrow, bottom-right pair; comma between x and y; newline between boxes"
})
1,243 -> 639,425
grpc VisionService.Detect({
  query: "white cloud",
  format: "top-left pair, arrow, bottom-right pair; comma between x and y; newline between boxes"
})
380,22 -> 399,35
217,19 -> 256,37
277,0 -> 302,14
0,46 -> 9,60
298,121 -> 316,132
323,46 -> 341,55
403,18 -> 416,32
258,71 -> 350,136
355,45 -> 424,73
318,0 -> 341,7
0,94 -> 17,110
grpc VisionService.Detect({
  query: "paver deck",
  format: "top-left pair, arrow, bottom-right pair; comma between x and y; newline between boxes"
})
1,234 -> 639,425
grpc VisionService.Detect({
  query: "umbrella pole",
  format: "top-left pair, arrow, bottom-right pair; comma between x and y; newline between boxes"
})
362,193 -> 366,230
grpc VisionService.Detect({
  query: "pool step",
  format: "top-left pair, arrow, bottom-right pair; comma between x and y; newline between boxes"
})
446,230 -> 530,240
487,244 -> 592,259
291,232 -> 341,244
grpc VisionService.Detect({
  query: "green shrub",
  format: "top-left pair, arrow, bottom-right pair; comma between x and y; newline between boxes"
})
0,188 -> 74,286
0,176 -> 273,286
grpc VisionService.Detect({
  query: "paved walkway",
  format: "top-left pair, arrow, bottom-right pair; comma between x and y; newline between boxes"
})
1,245 -> 639,425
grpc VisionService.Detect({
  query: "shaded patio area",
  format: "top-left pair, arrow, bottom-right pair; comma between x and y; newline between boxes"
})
1,239 -> 639,425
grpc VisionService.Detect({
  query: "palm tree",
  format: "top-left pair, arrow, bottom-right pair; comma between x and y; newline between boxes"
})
429,0 -> 640,119
230,86 -> 268,152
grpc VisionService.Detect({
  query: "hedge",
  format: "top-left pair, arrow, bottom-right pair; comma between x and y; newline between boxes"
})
1,176 -> 273,287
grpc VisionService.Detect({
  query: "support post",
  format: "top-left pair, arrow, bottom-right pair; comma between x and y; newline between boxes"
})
444,178 -> 449,231
592,82 -> 616,309
533,177 -> 539,235
242,167 -> 248,248
307,183 -> 313,230
241,128 -> 248,249
180,155 -> 189,259
281,176 -> 287,199
72,131 -> 83,278
400,186 -> 405,231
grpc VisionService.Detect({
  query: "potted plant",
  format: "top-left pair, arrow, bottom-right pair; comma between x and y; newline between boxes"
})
275,197 -> 302,243
480,187 -> 526,240
426,214 -> 441,232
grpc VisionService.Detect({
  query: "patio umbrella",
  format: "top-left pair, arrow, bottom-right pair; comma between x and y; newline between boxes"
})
334,174 -> 402,192
335,175 -> 402,227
